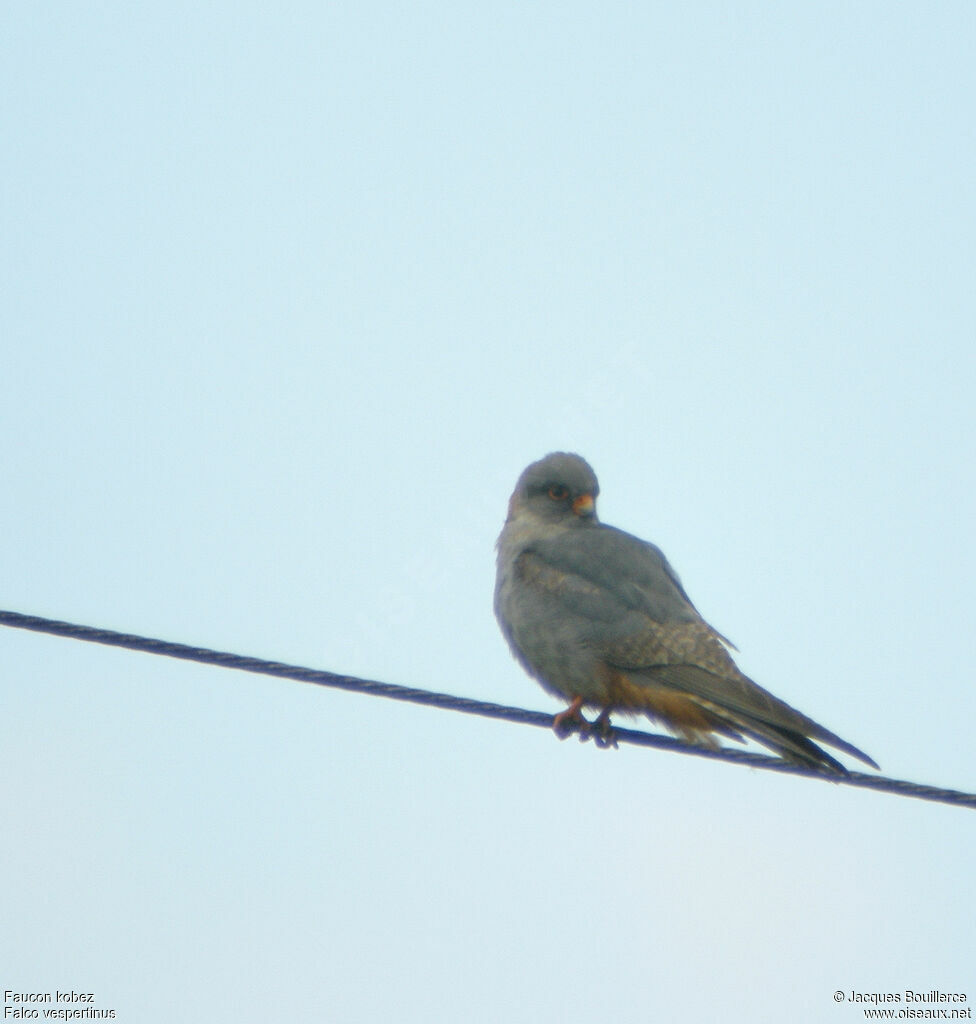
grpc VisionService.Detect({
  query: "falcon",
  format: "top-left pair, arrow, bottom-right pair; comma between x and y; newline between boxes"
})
494,452 -> 878,774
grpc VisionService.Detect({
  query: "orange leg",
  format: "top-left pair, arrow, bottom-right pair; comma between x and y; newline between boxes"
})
552,696 -> 590,738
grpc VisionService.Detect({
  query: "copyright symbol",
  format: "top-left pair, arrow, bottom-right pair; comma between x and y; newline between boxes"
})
834,991 -> 845,1002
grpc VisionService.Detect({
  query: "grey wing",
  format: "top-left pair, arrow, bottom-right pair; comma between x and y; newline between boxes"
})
531,524 -> 738,647
599,622 -> 879,770
511,544 -> 637,634
524,529 -> 878,771
530,525 -> 703,624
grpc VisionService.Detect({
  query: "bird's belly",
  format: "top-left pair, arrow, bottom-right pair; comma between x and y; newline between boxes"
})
495,582 -> 609,704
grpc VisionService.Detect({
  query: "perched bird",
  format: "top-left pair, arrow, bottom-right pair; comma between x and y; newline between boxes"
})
494,452 -> 878,774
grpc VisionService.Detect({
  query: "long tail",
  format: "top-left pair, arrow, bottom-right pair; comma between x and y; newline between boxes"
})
611,665 -> 879,775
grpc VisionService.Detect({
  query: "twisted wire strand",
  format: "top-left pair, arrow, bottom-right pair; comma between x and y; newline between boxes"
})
2,609 -> 973,810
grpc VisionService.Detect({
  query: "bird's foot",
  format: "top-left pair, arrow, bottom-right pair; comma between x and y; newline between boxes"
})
552,699 -> 617,749
591,709 -> 618,749
552,697 -> 591,741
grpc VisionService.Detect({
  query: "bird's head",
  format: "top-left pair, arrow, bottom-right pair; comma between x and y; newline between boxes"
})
506,452 -> 600,527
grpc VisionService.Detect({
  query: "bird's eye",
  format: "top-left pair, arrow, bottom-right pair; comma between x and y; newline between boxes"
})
547,484 -> 570,501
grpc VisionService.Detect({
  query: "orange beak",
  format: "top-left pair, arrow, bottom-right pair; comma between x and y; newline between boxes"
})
572,493 -> 595,517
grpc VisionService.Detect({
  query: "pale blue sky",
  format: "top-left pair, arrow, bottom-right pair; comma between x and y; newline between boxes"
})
2,4 -> 975,1022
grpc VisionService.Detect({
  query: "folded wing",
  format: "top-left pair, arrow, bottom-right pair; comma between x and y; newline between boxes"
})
520,531 -> 878,772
